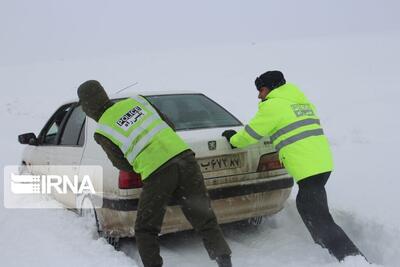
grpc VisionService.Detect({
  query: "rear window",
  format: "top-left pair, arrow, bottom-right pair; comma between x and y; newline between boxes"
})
145,94 -> 242,131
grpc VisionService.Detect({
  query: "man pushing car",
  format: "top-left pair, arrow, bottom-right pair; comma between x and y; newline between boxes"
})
77,80 -> 232,267
222,70 -> 365,262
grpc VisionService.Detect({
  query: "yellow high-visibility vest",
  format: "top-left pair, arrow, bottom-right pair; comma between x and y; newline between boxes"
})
230,83 -> 333,182
95,96 -> 189,180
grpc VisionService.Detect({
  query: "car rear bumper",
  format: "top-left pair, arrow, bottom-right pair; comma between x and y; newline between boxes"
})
100,176 -> 293,211
96,175 -> 293,237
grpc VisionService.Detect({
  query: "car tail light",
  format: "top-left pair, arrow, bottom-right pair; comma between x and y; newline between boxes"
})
119,170 -> 143,189
257,152 -> 283,172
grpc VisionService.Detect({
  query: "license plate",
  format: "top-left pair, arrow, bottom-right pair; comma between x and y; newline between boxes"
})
198,154 -> 242,173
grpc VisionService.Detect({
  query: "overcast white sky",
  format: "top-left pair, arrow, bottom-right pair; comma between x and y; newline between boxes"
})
1,0 -> 400,66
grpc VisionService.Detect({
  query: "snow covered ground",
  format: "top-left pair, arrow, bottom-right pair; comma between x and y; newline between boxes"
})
1,30 -> 400,267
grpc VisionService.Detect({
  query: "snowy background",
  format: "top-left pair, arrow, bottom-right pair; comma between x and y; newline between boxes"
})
1,0 -> 400,266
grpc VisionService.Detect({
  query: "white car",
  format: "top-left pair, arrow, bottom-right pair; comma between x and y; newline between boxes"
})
18,91 -> 293,246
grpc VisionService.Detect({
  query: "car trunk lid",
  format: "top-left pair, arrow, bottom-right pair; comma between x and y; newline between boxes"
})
178,127 -> 279,181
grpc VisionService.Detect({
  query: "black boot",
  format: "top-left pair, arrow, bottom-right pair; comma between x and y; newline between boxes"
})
216,255 -> 232,267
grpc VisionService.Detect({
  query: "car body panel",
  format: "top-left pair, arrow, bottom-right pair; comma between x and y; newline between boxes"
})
20,91 -> 293,237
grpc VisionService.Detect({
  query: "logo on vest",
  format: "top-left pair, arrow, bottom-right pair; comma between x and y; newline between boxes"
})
116,106 -> 147,130
291,104 -> 315,117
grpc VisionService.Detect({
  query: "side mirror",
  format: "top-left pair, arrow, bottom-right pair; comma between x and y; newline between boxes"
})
18,133 -> 38,146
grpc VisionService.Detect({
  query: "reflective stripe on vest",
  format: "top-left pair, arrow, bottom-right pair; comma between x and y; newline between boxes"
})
133,96 -> 158,114
126,122 -> 169,162
275,128 -> 324,151
97,123 -> 129,148
270,118 -> 320,143
245,125 -> 263,140
97,113 -> 162,154
96,96 -> 167,162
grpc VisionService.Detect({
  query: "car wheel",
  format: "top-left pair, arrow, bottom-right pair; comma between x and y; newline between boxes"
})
248,216 -> 264,226
80,196 -> 120,250
104,235 -> 120,249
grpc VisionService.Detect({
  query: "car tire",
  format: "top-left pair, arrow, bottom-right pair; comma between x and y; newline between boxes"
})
80,196 -> 120,250
247,216 -> 264,226
104,235 -> 120,249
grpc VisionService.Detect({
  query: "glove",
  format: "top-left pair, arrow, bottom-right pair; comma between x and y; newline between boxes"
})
222,130 -> 237,141
222,130 -> 237,148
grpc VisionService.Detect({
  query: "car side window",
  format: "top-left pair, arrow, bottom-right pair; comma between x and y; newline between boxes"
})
41,106 -> 71,145
60,106 -> 86,146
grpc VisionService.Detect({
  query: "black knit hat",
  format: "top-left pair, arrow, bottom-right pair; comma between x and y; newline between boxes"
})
77,80 -> 112,121
255,70 -> 286,91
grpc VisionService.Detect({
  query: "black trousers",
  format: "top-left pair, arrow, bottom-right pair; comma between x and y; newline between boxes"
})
134,151 -> 231,267
296,172 -> 363,261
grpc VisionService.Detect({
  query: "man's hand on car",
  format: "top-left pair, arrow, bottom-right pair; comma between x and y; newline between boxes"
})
222,130 -> 237,148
